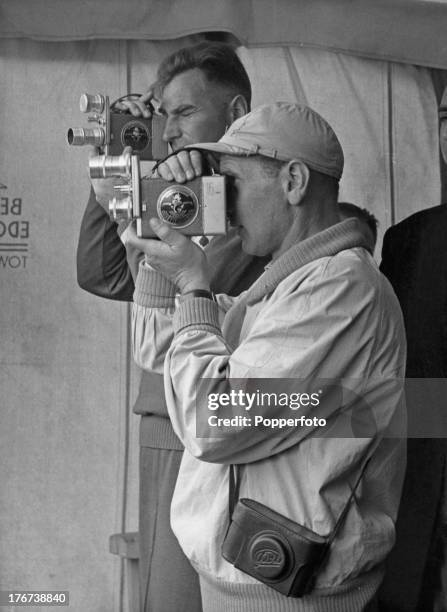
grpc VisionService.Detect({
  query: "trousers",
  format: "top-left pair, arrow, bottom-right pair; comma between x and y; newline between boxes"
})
139,446 -> 202,612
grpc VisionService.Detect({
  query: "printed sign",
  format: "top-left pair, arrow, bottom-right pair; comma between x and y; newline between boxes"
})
0,189 -> 29,270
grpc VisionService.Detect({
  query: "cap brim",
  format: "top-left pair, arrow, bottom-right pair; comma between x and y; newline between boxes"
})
184,143 -> 253,157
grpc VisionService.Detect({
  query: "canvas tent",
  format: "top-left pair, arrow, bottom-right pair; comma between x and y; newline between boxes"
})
1,1 -> 446,611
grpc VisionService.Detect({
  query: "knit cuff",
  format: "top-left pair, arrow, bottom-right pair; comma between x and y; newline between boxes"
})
173,297 -> 221,335
133,261 -> 177,307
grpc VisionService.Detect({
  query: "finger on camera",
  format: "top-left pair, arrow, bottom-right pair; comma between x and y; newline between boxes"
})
133,100 -> 152,118
158,151 -> 202,182
119,100 -> 151,118
140,85 -> 157,106
125,87 -> 156,118
126,226 -> 163,256
188,149 -> 204,176
176,150 -> 203,180
150,218 -> 187,247
157,157 -> 186,182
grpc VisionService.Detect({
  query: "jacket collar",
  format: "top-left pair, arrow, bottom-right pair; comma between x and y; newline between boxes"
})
244,218 -> 369,305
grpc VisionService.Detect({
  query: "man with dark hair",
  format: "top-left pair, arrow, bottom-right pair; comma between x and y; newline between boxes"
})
130,102 -> 406,611
156,42 -> 252,108
76,42 -> 267,612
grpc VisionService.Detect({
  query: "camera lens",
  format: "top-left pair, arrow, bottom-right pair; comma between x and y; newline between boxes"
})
109,196 -> 133,221
80,93 -> 105,114
89,150 -> 132,179
67,127 -> 105,147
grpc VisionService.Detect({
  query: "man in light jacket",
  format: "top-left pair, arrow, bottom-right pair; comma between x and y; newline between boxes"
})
129,102 -> 407,611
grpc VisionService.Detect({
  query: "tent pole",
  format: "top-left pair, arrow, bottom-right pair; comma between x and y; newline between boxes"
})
387,62 -> 396,226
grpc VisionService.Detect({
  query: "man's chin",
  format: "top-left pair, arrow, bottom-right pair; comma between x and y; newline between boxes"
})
226,225 -> 265,256
238,231 -> 256,256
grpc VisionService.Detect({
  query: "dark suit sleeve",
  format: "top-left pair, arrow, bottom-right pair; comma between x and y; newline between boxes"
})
379,225 -> 400,284
378,210 -> 447,612
76,187 -> 142,302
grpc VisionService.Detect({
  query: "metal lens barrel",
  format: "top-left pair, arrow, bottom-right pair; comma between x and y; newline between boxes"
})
89,150 -> 132,179
109,196 -> 133,221
67,127 -> 105,147
80,93 -> 105,114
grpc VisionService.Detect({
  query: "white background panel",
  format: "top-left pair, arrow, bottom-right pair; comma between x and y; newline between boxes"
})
0,39 -> 128,612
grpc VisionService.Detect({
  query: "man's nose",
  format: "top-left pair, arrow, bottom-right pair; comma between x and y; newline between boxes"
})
163,116 -> 181,143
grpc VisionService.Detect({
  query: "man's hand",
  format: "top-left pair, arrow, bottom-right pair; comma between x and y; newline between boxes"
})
114,85 -> 157,119
127,219 -> 210,294
157,150 -> 204,183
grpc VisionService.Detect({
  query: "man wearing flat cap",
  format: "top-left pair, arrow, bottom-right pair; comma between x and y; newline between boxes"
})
129,102 -> 407,611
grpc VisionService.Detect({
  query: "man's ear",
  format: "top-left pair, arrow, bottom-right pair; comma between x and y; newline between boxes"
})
227,95 -> 248,124
282,160 -> 310,206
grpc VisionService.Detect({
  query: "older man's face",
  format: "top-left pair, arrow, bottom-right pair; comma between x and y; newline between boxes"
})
159,68 -> 231,151
220,155 -> 291,258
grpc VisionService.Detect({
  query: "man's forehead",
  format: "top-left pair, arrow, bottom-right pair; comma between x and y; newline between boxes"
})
160,68 -> 218,110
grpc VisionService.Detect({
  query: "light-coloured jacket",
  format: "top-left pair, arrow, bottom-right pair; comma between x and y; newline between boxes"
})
132,219 -> 406,602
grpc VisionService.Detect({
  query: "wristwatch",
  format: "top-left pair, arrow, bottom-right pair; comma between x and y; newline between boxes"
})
180,289 -> 216,302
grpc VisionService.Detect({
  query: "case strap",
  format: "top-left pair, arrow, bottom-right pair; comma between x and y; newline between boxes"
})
228,464 -> 241,517
327,456 -> 371,548
228,455 -> 372,544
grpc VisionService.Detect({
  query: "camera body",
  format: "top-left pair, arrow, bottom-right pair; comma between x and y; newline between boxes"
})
135,176 -> 227,237
67,93 -> 168,160
89,150 -> 227,237
222,498 -> 328,597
